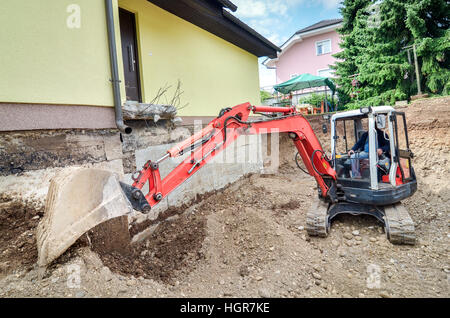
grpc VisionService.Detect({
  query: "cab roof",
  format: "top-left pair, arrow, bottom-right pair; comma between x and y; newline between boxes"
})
331,106 -> 395,121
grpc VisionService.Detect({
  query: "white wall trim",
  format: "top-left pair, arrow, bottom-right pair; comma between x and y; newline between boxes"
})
315,38 -> 332,56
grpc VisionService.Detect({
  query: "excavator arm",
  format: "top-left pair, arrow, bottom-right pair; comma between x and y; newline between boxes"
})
122,102 -> 337,213
36,101 -> 341,267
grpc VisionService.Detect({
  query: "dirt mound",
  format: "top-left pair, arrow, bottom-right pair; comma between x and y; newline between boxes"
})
404,97 -> 450,129
0,195 -> 43,276
93,211 -> 207,283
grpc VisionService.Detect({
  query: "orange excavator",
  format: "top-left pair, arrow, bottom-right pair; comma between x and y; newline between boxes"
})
36,102 -> 417,267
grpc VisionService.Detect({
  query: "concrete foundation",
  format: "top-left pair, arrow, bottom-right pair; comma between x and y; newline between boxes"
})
126,133 -> 264,225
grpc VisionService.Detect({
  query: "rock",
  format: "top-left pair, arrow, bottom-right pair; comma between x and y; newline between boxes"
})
219,279 -> 225,285
370,237 -> 377,242
75,291 -> 86,298
355,236 -> 362,241
345,241 -> 353,247
332,240 -> 340,247
312,272 -> 322,280
258,288 -> 270,298
0,262 -> 9,273
238,266 -> 249,277
255,276 -> 263,281
297,226 -> 304,231
343,232 -> 353,240
127,279 -> 137,286
352,230 -> 360,236
379,291 -> 391,298
339,250 -> 347,257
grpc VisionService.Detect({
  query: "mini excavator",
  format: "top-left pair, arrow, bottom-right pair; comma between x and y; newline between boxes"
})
37,102 -> 417,266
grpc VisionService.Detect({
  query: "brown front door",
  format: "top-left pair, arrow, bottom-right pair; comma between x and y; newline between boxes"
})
119,8 -> 141,102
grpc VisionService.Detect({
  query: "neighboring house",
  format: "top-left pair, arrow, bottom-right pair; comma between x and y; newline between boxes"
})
0,0 -> 279,132
263,19 -> 343,87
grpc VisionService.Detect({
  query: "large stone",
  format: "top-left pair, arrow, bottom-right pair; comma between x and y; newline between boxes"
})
36,168 -> 133,266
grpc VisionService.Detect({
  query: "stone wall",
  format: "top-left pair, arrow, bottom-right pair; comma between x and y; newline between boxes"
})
0,129 -> 123,176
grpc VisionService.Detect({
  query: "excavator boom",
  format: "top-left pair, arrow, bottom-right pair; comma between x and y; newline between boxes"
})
123,102 -> 337,213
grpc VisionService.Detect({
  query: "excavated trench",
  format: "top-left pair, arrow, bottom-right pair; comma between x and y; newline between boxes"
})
90,210 -> 207,283
0,195 -> 42,276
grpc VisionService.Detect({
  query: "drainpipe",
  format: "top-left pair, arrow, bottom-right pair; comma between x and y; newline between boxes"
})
105,0 -> 132,134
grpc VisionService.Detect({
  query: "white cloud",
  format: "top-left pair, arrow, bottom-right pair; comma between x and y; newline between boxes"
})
317,0 -> 341,10
231,1 -> 267,18
233,0 -> 305,18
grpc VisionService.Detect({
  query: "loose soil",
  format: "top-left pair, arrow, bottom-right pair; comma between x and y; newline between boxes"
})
0,96 -> 448,298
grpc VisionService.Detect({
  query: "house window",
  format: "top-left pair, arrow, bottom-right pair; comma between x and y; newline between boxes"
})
316,39 -> 331,55
318,69 -> 334,78
291,74 -> 298,79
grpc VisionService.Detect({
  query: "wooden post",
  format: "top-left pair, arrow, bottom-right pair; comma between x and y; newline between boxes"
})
412,43 -> 422,95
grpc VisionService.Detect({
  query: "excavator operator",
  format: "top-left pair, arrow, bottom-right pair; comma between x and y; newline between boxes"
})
346,127 -> 390,178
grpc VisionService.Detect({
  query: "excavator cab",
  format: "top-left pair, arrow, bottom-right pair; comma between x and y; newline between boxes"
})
305,106 -> 417,244
330,106 -> 417,205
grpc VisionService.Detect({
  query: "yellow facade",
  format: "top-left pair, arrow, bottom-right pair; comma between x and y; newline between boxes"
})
0,0 -> 260,116
0,0 -> 121,106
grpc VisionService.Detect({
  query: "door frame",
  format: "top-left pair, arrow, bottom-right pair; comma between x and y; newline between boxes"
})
119,7 -> 143,103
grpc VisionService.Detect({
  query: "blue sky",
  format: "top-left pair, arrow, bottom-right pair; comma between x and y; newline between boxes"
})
229,0 -> 342,87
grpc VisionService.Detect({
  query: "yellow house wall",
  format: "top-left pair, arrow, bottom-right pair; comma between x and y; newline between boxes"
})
0,0 -> 260,116
118,0 -> 260,116
0,0 -> 124,107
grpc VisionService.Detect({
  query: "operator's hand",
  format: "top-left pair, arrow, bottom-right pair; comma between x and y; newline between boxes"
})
348,150 -> 355,156
377,148 -> 383,156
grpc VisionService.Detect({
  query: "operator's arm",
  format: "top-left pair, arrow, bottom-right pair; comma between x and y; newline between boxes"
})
350,132 -> 368,152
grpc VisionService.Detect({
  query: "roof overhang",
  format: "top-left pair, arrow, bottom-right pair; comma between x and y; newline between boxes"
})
147,0 -> 280,58
263,22 -> 342,68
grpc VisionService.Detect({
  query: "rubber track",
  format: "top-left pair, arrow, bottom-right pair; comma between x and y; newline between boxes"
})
306,198 -> 329,237
384,203 -> 416,245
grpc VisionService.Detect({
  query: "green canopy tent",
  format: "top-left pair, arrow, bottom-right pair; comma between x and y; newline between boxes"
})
273,73 -> 336,112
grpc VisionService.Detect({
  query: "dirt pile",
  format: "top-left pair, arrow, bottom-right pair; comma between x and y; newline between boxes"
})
0,195 -> 42,277
93,211 -> 207,283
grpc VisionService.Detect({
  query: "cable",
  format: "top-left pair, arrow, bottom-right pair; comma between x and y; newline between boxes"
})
295,152 -> 308,174
311,149 -> 331,177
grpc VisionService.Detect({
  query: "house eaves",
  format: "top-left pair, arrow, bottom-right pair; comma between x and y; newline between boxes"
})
148,0 -> 280,58
263,19 -> 342,68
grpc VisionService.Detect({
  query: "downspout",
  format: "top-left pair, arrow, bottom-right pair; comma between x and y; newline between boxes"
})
105,0 -> 132,134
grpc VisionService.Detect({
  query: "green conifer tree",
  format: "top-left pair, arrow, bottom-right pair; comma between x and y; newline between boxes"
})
333,0 -> 449,108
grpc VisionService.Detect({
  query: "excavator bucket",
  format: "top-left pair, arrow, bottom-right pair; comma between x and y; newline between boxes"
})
36,168 -> 133,267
